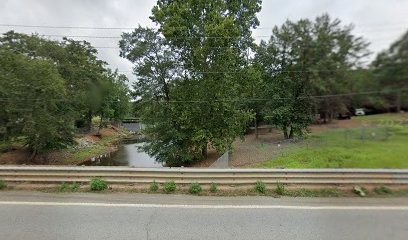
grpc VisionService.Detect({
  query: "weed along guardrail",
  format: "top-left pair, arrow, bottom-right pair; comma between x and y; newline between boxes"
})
0,166 -> 408,188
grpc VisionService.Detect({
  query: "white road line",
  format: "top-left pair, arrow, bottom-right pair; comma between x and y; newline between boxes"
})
1,201 -> 408,210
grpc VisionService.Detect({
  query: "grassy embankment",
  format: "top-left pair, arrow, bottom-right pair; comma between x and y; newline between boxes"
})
256,113 -> 408,169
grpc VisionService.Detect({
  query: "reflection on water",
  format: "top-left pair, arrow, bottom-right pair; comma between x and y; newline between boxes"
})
87,142 -> 163,168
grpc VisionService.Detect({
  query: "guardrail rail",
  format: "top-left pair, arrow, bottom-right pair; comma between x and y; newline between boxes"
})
1,166 -> 408,186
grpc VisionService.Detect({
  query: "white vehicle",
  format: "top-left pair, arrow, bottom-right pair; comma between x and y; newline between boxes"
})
355,108 -> 365,116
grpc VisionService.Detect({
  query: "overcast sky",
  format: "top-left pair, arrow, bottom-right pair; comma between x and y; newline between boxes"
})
1,0 -> 408,84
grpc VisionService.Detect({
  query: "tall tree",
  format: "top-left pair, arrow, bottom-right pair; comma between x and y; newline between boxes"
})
0,47 -> 74,157
372,30 -> 408,110
256,14 -> 370,139
150,0 -> 261,160
0,31 -> 110,130
120,26 -> 204,166
0,32 -> 131,157
255,19 -> 315,138
310,15 -> 369,121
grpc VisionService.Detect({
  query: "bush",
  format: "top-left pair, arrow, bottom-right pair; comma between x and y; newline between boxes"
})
255,180 -> 266,193
163,181 -> 177,193
58,182 -> 80,192
374,186 -> 393,195
90,177 -> 108,191
210,183 -> 217,193
189,183 -> 202,194
0,180 -> 7,190
276,182 -> 285,195
150,181 -> 159,192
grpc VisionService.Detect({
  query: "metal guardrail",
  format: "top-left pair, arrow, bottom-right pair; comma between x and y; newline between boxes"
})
1,166 -> 408,186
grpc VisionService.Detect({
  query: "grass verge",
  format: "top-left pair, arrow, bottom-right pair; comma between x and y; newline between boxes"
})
57,182 -> 80,192
257,125 -> 408,169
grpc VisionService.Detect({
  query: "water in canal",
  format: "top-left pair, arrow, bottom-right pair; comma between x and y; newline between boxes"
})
87,142 -> 164,168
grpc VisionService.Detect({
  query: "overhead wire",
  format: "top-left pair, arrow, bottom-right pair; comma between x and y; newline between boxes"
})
0,88 -> 406,103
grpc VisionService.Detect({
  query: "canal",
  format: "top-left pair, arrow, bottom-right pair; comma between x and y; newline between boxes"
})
86,142 -> 164,168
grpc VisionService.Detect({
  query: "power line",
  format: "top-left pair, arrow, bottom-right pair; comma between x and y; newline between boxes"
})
40,34 -> 271,39
1,22 -> 407,31
0,24 -> 136,30
0,88 -> 405,103
151,89 -> 408,103
117,69 -> 372,74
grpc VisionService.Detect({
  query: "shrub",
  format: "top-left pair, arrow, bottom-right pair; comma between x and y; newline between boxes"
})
210,183 -> 217,193
189,183 -> 202,194
0,180 -> 7,190
90,177 -> 108,191
374,186 -> 393,195
163,181 -> 176,193
150,181 -> 159,192
58,182 -> 80,192
276,182 -> 285,195
255,180 -> 266,193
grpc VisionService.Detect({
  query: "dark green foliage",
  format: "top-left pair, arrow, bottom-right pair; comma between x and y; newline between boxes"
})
0,32 -> 130,156
0,48 -> 75,154
255,14 -> 369,135
163,181 -> 177,193
373,186 -> 393,195
57,182 -> 80,192
372,30 -> 408,110
120,0 -> 262,166
0,180 -> 6,190
150,181 -> 159,192
210,183 -> 218,193
188,183 -> 202,194
255,180 -> 266,193
90,178 -> 108,191
276,182 -> 285,195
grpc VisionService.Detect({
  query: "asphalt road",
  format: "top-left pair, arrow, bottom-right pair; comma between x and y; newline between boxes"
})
1,191 -> 408,240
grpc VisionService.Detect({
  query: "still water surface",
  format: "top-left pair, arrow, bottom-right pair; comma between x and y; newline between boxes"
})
88,142 -> 163,168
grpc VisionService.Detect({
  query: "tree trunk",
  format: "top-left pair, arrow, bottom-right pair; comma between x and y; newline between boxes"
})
283,126 -> 289,139
254,118 -> 258,139
323,112 -> 328,124
397,90 -> 401,113
98,115 -> 103,134
201,144 -> 208,158
289,127 -> 294,139
85,110 -> 92,132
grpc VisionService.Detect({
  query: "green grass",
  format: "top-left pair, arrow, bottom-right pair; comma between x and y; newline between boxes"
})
285,188 -> 342,197
354,113 -> 408,125
0,180 -> 7,190
57,182 -> 80,192
257,121 -> 408,169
